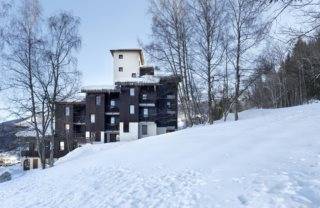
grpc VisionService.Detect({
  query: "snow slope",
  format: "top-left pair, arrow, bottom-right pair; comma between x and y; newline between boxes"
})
1,103 -> 320,208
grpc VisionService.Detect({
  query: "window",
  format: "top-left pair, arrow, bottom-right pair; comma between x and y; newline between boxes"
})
142,125 -> 148,135
65,124 -> 70,131
142,94 -> 147,100
96,96 -> 101,106
90,114 -> 95,123
167,101 -> 171,108
119,54 -> 123,59
119,67 -> 123,72
65,106 -> 70,116
110,100 -> 115,107
124,123 -> 129,132
110,117 -> 115,125
130,88 -> 135,96
132,73 -> 136,78
130,105 -> 135,114
143,108 -> 148,117
60,141 -> 65,151
85,131 -> 90,138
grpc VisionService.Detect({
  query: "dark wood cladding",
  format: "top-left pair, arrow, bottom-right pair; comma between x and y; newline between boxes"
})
156,80 -> 178,128
54,102 -> 86,158
119,86 -> 140,123
50,74 -> 180,159
85,93 -> 106,141
140,67 -> 154,76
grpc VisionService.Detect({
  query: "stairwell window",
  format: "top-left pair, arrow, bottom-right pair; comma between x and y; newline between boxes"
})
59,141 -> 65,151
65,124 -> 70,131
90,114 -> 95,123
110,100 -> 115,108
130,105 -> 135,114
65,106 -> 70,116
96,96 -> 101,106
130,88 -> 135,96
143,108 -> 148,117
110,117 -> 115,125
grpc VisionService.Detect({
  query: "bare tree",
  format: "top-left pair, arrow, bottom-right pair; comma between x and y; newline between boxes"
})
143,0 -> 201,126
191,0 -> 225,124
226,0 -> 271,120
3,0 -> 50,168
44,12 -> 81,167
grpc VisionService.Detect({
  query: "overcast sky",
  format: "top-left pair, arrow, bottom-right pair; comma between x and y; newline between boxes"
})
42,0 -> 151,86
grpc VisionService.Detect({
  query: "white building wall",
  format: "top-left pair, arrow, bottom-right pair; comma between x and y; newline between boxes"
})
119,122 -> 139,141
100,131 -> 105,143
139,122 -> 157,139
113,51 -> 142,82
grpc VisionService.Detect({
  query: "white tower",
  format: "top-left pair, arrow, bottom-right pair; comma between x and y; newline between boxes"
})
110,49 -> 144,83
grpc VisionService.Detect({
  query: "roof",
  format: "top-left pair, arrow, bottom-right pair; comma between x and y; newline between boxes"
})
56,93 -> 86,104
115,75 -> 161,86
81,85 -> 120,93
110,48 -> 144,65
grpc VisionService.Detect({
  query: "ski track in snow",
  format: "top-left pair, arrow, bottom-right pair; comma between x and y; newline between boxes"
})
1,103 -> 320,207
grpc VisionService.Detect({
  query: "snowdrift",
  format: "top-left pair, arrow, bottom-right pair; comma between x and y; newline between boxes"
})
1,103 -> 320,208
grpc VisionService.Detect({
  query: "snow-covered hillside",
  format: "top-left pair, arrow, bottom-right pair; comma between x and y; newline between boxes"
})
1,103 -> 320,208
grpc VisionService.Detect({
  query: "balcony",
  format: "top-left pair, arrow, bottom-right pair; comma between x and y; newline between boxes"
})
73,116 -> 85,124
140,93 -> 156,103
74,132 -> 86,139
105,124 -> 119,131
106,105 -> 119,113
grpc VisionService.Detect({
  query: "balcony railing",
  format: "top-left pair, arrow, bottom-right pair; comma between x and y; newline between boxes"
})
106,106 -> 120,113
73,116 -> 85,124
105,124 -> 119,131
140,93 -> 157,103
74,132 -> 86,139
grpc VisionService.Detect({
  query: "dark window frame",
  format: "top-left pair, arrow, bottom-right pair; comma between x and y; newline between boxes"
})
119,54 -> 123,59
119,67 -> 123,72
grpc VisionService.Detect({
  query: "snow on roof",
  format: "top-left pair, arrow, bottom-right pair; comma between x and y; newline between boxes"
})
81,85 -> 117,93
63,93 -> 86,103
116,75 -> 161,85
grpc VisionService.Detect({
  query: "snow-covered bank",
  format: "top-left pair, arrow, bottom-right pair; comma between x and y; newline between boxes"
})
0,103 -> 320,207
